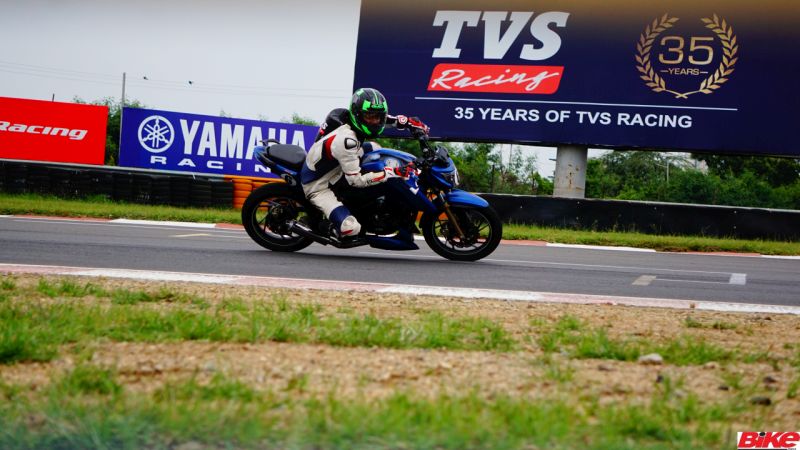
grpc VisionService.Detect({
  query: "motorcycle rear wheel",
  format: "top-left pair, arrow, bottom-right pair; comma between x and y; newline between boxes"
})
242,183 -> 314,252
420,205 -> 502,261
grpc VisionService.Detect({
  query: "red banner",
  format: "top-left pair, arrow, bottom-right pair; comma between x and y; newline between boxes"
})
0,96 -> 108,165
428,63 -> 564,95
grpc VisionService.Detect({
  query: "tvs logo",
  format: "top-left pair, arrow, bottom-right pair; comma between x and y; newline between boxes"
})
429,11 -> 568,95
429,64 -> 563,94
138,115 -> 174,153
636,14 -> 738,99
738,432 -> 800,449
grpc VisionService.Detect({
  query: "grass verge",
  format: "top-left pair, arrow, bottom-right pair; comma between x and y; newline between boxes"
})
0,192 -> 241,224
535,315 -> 768,366
0,369 -> 758,450
0,278 -> 513,365
2,192 -> 798,254
1,274 -> 797,448
504,223 -> 800,255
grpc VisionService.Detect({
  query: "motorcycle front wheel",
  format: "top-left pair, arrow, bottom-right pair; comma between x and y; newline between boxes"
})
420,205 -> 502,261
242,183 -> 314,252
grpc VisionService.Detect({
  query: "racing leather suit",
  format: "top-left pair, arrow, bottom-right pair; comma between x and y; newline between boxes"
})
300,121 -> 389,237
300,109 -> 428,238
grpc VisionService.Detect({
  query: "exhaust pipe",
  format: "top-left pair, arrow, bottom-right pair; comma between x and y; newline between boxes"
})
288,221 -> 334,246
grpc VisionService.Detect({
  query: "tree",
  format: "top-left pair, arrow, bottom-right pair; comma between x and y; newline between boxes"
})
449,143 -> 499,192
288,114 -> 317,127
693,154 -> 800,187
586,151 -> 672,201
585,150 -> 800,209
73,96 -> 145,165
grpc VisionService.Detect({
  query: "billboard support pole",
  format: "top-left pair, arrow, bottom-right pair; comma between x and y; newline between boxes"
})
552,145 -> 587,198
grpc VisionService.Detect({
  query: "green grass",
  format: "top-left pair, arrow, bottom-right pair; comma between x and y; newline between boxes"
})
0,280 -> 779,367
154,373 -> 259,403
0,370 -> 759,449
0,278 -> 789,448
0,192 -> 240,224
2,192 -> 798,254
537,316 -> 750,366
1,277 -> 15,291
55,364 -> 123,397
788,376 -> 800,399
504,223 -> 800,255
36,279 -> 108,298
0,280 -> 513,365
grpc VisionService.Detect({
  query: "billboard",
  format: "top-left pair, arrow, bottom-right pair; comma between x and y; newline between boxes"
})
353,0 -> 800,156
0,96 -> 108,164
120,107 -> 318,178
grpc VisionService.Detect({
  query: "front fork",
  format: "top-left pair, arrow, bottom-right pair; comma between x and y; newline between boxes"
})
431,193 -> 466,239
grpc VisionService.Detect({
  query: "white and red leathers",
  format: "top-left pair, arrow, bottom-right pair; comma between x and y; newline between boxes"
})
300,123 -> 397,237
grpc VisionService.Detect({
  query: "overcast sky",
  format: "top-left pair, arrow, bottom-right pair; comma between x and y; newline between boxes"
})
0,0 -> 565,176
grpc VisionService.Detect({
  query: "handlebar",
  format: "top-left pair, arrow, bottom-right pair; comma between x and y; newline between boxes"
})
412,129 -> 432,156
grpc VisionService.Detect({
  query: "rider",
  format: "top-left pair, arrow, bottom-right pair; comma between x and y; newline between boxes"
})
301,87 -> 429,240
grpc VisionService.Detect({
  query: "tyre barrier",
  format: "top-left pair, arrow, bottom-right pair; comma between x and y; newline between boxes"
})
0,159 -> 271,210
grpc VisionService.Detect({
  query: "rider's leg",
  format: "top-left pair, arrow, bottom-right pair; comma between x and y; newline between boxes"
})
306,188 -> 362,237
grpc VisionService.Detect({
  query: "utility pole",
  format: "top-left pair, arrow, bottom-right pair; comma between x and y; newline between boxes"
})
119,72 -> 126,153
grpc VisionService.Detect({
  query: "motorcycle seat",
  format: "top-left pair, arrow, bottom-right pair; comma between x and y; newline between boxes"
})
267,144 -> 306,170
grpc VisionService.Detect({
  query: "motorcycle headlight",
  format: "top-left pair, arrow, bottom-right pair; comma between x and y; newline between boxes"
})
443,167 -> 459,187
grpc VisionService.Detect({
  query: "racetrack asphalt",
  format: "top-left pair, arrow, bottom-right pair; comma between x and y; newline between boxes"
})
1,215 -> 799,313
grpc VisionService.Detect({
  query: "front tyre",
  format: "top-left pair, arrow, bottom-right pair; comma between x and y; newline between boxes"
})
421,205 -> 502,261
242,183 -> 313,252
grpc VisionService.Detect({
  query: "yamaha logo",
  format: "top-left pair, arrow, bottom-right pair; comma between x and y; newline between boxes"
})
138,115 -> 175,153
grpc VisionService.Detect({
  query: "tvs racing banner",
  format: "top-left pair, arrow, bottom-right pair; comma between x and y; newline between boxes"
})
119,107 -> 317,178
0,97 -> 108,164
353,0 -> 800,156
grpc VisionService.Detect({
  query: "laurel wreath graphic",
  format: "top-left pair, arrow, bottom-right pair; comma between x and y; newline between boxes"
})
636,14 -> 738,99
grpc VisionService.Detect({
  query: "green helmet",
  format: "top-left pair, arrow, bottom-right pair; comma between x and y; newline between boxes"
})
349,88 -> 388,137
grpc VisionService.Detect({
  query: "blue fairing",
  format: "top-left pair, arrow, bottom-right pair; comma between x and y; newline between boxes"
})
445,190 -> 489,208
431,159 -> 456,188
360,148 -> 415,172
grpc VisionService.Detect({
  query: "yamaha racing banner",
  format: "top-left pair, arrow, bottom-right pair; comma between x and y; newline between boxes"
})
119,107 -> 317,178
353,0 -> 800,156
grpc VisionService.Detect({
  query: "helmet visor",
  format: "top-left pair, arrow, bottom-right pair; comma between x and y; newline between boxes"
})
362,111 -> 385,126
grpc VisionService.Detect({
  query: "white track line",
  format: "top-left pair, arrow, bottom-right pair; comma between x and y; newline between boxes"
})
109,219 -> 216,228
632,275 -> 656,286
1,263 -> 798,315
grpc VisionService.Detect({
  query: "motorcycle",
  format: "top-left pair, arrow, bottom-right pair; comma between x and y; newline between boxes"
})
241,131 -> 502,261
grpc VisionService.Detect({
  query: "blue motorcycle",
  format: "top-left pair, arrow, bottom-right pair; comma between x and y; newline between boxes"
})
242,131 -> 502,261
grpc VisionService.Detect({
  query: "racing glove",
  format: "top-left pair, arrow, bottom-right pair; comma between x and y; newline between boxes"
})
393,115 -> 430,135
385,162 -> 416,179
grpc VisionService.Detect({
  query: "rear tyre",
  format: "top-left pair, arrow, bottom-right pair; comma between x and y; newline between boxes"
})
242,183 -> 313,252
421,205 -> 502,261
